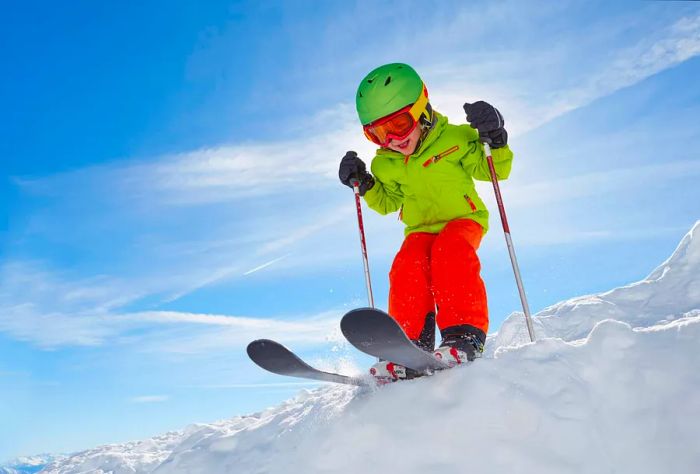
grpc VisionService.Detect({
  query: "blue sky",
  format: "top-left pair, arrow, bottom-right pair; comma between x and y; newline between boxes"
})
2,0 -> 700,461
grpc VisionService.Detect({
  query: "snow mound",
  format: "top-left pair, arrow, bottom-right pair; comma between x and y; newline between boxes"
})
37,222 -> 700,474
492,220 -> 700,349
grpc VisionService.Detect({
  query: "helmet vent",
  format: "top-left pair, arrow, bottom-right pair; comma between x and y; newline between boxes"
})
384,76 -> 392,86
367,79 -> 374,84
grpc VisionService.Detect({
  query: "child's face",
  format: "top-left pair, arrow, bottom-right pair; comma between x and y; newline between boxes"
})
385,125 -> 422,155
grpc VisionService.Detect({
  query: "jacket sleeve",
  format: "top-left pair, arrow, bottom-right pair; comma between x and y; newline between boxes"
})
362,157 -> 404,215
460,139 -> 514,181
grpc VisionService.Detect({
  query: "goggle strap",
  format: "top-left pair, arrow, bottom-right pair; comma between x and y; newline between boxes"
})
408,84 -> 429,121
421,102 -> 435,128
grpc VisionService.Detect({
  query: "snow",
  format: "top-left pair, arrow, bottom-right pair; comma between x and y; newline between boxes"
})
491,220 -> 700,349
27,221 -> 700,473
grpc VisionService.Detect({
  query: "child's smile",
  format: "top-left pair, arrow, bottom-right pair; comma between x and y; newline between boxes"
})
387,125 -> 422,155
395,138 -> 410,150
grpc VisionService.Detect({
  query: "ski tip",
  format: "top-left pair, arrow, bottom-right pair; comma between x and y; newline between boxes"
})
341,307 -> 386,324
246,339 -> 277,357
340,307 -> 397,335
344,306 -> 377,315
340,308 -> 364,332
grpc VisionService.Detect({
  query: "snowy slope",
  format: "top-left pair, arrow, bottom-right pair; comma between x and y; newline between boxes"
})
37,221 -> 700,474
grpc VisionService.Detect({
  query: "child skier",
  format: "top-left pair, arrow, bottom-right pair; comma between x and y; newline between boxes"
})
338,63 -> 513,381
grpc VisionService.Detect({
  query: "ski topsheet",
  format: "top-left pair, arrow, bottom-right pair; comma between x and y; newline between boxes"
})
246,339 -> 369,387
341,308 -> 450,373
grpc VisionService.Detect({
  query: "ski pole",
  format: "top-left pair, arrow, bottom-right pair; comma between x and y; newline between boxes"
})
483,142 -> 536,342
350,180 -> 375,308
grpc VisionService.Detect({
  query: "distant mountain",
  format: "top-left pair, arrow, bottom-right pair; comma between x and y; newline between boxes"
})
0,455 -> 64,474
36,432 -> 183,474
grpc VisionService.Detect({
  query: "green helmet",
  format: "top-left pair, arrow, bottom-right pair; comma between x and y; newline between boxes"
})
356,63 -> 426,125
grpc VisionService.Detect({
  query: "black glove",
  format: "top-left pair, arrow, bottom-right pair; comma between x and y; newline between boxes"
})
463,101 -> 508,148
338,151 -> 375,196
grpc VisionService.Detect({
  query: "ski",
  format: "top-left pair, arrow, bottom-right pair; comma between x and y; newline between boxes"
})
246,339 -> 370,387
341,308 -> 450,373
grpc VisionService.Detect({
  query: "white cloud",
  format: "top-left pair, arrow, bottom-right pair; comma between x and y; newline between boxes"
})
0,260 -> 342,349
123,309 -> 342,354
112,113 -> 373,207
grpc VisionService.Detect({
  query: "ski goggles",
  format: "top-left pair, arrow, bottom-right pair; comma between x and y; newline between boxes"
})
363,85 -> 429,147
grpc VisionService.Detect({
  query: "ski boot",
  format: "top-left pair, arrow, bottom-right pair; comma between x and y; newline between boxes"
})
433,325 -> 485,368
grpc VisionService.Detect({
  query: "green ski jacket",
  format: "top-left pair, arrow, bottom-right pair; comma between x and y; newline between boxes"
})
363,112 -> 514,236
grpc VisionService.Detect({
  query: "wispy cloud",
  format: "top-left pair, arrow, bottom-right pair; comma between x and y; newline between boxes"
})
123,309 -> 343,354
0,260 -> 342,349
539,13 -> 700,128
243,254 -> 290,276
429,12 -> 700,137
106,112 -> 373,207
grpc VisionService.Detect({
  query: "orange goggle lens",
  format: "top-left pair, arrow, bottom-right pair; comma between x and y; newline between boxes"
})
363,106 -> 418,147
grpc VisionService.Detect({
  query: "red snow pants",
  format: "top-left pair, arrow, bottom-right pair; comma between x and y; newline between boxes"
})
388,219 -> 488,340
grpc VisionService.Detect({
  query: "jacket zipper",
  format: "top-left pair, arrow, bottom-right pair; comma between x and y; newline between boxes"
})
465,195 -> 477,212
423,145 -> 459,167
